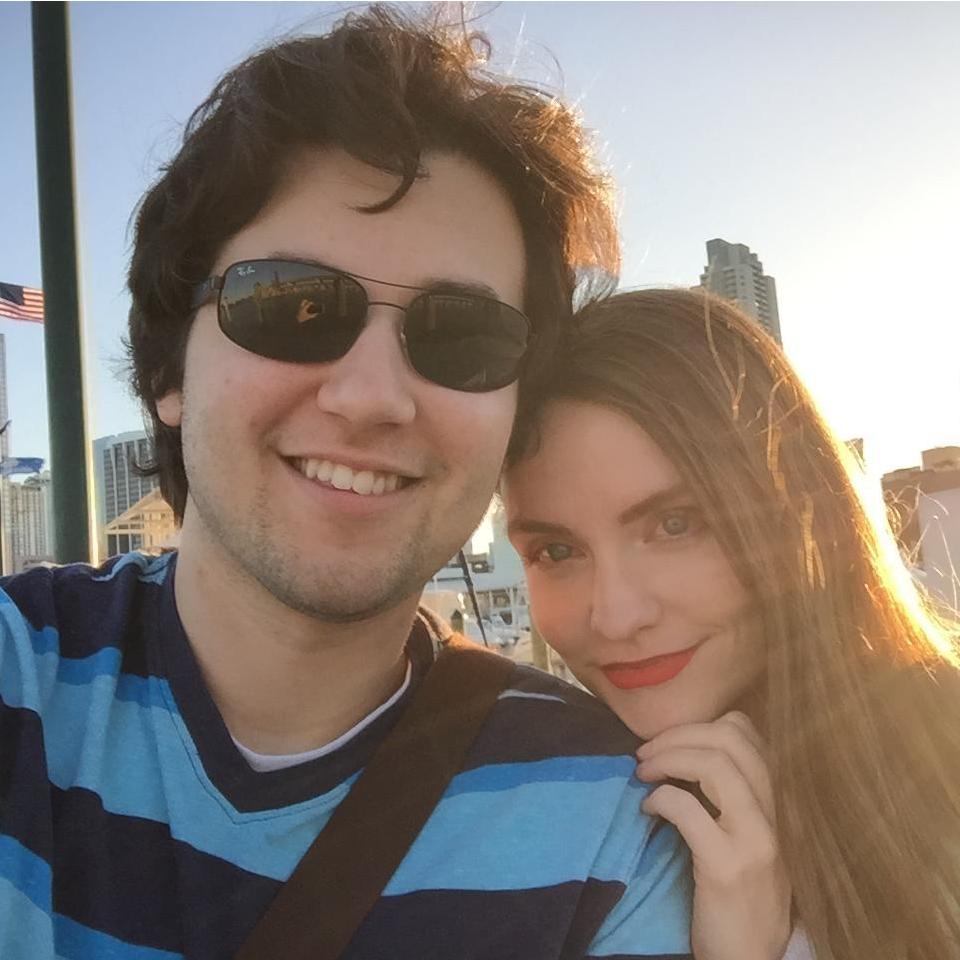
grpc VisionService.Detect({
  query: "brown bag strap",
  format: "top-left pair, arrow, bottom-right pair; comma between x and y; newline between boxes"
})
234,636 -> 515,960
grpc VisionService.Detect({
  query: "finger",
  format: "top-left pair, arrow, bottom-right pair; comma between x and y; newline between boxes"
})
638,746 -> 773,835
637,725 -> 776,823
637,715 -> 763,762
644,784 -> 786,899
712,714 -> 775,820
641,783 -> 731,863
637,722 -> 775,821
717,710 -> 767,761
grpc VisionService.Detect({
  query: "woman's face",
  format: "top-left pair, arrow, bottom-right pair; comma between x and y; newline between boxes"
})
503,399 -> 764,739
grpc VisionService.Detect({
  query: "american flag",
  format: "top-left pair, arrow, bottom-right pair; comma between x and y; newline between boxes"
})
0,283 -> 44,324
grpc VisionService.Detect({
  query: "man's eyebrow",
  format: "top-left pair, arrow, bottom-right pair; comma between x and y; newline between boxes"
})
262,252 -> 500,298
618,483 -> 693,526
506,518 -> 577,539
268,249 -> 321,266
418,276 -> 501,299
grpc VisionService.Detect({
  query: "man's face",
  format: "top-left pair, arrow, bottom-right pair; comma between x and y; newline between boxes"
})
157,149 -> 525,621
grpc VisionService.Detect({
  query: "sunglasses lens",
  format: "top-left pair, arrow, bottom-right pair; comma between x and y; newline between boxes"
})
405,294 -> 530,391
218,261 -> 366,362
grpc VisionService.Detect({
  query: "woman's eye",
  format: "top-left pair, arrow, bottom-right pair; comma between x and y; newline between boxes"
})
543,543 -> 573,563
661,513 -> 689,536
531,542 -> 575,565
654,508 -> 703,540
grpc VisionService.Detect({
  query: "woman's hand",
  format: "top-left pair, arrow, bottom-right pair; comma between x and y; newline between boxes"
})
636,711 -> 792,960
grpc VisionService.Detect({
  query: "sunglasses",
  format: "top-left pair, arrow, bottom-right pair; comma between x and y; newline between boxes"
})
192,258 -> 532,393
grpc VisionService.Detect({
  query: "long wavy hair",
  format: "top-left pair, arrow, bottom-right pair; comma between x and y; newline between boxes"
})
509,288 -> 960,960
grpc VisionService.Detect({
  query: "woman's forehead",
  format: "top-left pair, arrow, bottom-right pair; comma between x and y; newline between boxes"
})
504,400 -> 683,518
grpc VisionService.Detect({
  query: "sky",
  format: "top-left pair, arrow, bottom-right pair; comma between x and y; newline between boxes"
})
1,1 -> 959,485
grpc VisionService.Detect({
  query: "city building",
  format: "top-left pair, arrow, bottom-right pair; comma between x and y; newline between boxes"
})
0,335 -> 43,574
92,430 -> 161,558
420,502 -> 571,678
699,238 -> 782,342
422,501 -> 527,628
882,446 -> 960,612
6,471 -> 54,572
103,488 -> 177,557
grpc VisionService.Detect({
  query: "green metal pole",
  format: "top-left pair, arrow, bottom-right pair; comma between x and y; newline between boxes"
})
31,1 -> 92,564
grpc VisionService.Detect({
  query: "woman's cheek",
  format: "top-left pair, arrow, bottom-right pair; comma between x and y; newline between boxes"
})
527,577 -> 562,643
529,581 -> 590,662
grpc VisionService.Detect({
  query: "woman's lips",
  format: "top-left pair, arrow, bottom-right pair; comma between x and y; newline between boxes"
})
601,643 -> 702,689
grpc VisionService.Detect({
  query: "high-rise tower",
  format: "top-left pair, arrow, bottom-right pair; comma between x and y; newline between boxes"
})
699,239 -> 781,342
8,472 -> 54,572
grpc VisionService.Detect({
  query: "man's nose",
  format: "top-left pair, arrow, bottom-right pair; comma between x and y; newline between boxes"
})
314,309 -> 417,428
588,556 -> 662,643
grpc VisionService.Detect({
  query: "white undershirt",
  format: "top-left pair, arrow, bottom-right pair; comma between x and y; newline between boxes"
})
231,660 -> 413,773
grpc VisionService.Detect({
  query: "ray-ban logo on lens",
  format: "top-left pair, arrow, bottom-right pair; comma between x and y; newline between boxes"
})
237,265 -> 256,277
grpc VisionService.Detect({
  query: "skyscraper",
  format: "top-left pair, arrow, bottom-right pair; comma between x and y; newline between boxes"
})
0,335 -> 51,573
92,430 -> 160,557
7,472 -> 54,572
699,239 -> 782,342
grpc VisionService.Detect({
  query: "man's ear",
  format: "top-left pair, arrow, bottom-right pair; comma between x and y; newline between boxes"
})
155,390 -> 184,428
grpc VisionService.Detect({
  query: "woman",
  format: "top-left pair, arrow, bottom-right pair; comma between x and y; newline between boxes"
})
502,289 -> 960,960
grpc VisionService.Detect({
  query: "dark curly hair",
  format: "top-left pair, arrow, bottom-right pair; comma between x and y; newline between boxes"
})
126,4 -> 618,521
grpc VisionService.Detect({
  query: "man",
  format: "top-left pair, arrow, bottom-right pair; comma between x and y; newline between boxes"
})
0,8 -> 691,958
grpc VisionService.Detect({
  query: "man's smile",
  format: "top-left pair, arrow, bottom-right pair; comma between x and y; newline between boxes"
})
288,456 -> 418,497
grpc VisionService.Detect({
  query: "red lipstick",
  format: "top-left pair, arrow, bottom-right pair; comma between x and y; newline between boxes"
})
602,644 -> 701,689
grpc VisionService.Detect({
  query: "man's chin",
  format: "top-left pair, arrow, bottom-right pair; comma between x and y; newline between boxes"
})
250,563 -> 427,624
192,491 -> 469,624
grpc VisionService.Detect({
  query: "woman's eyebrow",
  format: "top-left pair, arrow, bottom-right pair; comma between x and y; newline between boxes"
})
617,483 -> 692,526
506,518 -> 576,539
508,485 -> 692,537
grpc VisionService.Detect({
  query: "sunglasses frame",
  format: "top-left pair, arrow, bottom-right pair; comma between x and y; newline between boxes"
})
191,257 -> 535,393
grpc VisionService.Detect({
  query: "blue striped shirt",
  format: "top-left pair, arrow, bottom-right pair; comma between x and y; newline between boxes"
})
0,552 -> 692,959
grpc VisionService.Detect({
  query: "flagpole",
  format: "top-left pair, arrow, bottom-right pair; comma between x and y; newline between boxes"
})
31,1 -> 93,565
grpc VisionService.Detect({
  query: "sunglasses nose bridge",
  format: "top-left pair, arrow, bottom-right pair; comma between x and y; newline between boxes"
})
365,298 -> 407,313
363,298 -> 415,347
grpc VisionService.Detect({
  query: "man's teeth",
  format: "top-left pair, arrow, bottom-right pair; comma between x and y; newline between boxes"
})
298,458 -> 402,496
